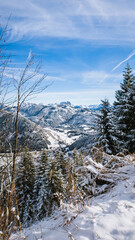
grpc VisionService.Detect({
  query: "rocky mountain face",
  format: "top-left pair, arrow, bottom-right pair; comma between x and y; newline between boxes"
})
0,102 -> 98,151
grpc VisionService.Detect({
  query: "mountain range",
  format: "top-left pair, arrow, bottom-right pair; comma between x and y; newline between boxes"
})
0,102 -> 98,152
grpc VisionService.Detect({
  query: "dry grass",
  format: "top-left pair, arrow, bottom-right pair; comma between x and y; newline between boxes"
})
0,179 -> 22,240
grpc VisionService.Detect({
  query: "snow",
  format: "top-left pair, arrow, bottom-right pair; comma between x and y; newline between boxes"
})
43,127 -> 80,149
86,165 -> 98,174
11,160 -> 135,240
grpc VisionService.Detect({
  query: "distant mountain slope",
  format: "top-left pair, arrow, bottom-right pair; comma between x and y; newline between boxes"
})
0,111 -> 50,151
0,102 -> 97,151
19,102 -> 96,129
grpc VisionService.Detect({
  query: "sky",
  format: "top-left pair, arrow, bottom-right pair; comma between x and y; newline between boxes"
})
1,0 -> 135,105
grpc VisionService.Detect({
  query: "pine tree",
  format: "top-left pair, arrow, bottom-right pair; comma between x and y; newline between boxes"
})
72,149 -> 84,191
55,150 -> 66,174
126,80 -> 135,152
113,64 -> 135,152
15,147 -> 35,226
35,149 -> 66,218
78,151 -> 83,166
59,151 -> 67,176
96,98 -> 113,154
47,158 -> 65,214
66,157 -> 76,200
55,149 -> 67,185
72,148 -> 79,167
34,149 -> 48,220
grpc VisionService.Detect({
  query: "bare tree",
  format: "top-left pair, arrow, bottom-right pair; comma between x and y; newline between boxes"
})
0,20 -> 49,238
8,53 -> 49,227
12,54 -> 47,181
0,20 -> 17,240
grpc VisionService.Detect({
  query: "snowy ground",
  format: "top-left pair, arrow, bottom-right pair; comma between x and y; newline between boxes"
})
11,158 -> 135,240
43,127 -> 79,149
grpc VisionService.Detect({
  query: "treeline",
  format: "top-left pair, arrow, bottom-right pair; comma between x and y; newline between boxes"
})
96,64 -> 135,154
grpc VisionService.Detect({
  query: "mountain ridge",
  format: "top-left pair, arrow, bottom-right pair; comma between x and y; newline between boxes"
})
0,102 -> 97,151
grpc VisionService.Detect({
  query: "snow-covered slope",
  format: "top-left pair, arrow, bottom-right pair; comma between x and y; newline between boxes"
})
0,111 -> 50,150
11,156 -> 135,240
20,102 -> 97,149
19,102 -> 96,129
0,111 -> 82,151
19,102 -> 76,128
0,102 -> 97,150
43,127 -> 80,148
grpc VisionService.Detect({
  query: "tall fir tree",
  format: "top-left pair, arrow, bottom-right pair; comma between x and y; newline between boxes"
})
47,158 -> 65,214
55,150 -> 66,174
34,149 -> 48,220
113,63 -> 135,152
66,157 -> 76,200
126,79 -> 135,152
96,98 -> 114,154
35,149 -> 66,218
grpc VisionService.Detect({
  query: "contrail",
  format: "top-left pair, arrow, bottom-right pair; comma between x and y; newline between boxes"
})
112,50 -> 135,71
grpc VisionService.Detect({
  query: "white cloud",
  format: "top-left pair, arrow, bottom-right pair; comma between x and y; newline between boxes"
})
82,71 -> 108,84
47,76 -> 66,82
31,88 -> 118,105
1,0 -> 135,43
3,66 -> 65,83
3,66 -> 123,105
81,70 -> 122,85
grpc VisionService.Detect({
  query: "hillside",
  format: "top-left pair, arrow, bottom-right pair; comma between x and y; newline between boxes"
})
19,102 -> 96,129
11,154 -> 135,240
0,102 -> 97,151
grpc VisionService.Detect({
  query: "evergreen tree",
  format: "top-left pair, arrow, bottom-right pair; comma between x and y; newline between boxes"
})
55,150 -> 65,173
35,149 -> 66,218
126,80 -> 135,152
113,64 -> 135,152
55,149 -> 67,184
66,157 -> 76,200
59,151 -> 67,175
34,149 -> 48,220
15,147 -> 35,226
78,151 -> 84,166
72,149 -> 84,191
47,159 -> 65,214
72,148 -> 79,167
96,98 -> 113,154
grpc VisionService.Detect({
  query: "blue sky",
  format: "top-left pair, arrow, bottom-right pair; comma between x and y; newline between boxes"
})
1,0 -> 135,105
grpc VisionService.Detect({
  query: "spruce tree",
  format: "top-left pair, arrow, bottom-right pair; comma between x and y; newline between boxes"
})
55,150 -> 65,173
66,157 -> 76,200
47,158 -> 65,214
113,64 -> 135,152
55,149 -> 67,185
15,147 -> 35,226
126,80 -> 135,152
35,149 -> 66,217
34,149 -> 48,220
72,148 -> 79,167
78,151 -> 83,166
72,149 -> 84,192
96,98 -> 113,154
